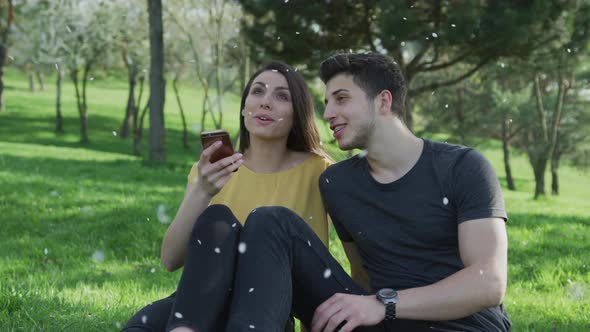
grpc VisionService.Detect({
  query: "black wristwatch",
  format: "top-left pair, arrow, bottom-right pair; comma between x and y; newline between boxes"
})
376,288 -> 398,323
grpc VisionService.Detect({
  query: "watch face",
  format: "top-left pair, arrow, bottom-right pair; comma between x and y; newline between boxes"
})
379,288 -> 396,298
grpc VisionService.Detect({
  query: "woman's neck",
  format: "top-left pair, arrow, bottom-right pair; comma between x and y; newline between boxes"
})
243,136 -> 293,173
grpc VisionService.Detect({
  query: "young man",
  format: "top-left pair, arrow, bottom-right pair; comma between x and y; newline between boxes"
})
224,53 -> 510,332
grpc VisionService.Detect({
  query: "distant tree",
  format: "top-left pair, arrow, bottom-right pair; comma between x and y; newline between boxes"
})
0,0 -> 13,112
520,2 -> 590,198
492,83 -> 527,191
147,0 -> 166,162
164,35 -> 190,149
418,61 -> 538,192
566,64 -> 590,172
166,0 -> 242,133
11,0 -> 69,131
10,1 -> 45,93
59,0 -> 117,143
239,0 -> 580,129
113,1 -> 150,140
550,90 -> 590,195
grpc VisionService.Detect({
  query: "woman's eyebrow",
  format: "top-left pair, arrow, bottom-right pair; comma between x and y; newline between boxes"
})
253,81 -> 289,91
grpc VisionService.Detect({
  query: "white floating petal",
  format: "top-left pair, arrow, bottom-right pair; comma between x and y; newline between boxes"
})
238,242 -> 247,254
91,250 -> 105,263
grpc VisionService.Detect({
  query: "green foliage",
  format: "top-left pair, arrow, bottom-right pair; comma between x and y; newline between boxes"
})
239,0 -> 576,83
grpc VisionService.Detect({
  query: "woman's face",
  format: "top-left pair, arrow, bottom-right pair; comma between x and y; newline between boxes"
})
243,70 -> 294,142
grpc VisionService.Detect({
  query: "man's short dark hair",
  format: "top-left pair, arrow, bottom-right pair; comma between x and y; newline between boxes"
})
319,52 -> 407,120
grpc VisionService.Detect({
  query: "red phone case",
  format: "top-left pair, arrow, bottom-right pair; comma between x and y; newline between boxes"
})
201,130 -> 234,163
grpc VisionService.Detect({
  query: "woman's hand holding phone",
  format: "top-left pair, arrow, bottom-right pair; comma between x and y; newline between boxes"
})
194,140 -> 243,197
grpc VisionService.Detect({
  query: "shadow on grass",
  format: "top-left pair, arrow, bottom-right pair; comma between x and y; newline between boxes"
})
1,153 -> 191,188
0,111 -> 202,164
2,84 -> 30,92
497,176 -> 534,190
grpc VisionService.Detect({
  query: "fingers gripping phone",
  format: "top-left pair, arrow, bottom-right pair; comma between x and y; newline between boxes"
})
200,129 -> 235,163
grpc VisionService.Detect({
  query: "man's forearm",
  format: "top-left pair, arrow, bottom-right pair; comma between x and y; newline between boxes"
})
396,262 -> 505,321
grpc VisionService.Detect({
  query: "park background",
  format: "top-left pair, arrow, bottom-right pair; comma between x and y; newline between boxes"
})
0,0 -> 589,331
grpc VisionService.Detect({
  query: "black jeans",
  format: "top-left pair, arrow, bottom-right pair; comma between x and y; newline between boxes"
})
123,205 -> 432,332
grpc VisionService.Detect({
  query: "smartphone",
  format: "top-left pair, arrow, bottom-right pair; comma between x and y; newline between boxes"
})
200,129 -> 235,163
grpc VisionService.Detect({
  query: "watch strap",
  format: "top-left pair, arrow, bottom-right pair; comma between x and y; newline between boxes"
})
385,302 -> 396,320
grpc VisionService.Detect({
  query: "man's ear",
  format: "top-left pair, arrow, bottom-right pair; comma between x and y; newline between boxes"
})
377,90 -> 393,115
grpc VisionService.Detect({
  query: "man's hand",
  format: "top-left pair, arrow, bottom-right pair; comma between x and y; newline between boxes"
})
311,293 -> 384,332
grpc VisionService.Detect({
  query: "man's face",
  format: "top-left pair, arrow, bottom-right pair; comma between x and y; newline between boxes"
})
323,74 -> 376,150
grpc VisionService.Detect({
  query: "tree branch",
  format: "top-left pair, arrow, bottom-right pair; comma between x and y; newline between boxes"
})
507,125 -> 524,141
410,57 -> 491,95
416,50 -> 473,72
407,42 -> 431,73
419,43 -> 440,68
533,73 -> 549,143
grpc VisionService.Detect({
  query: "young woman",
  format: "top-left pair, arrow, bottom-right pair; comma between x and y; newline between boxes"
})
123,62 -> 332,332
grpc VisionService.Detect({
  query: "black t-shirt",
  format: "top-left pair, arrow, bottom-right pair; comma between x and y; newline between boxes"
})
319,139 -> 511,331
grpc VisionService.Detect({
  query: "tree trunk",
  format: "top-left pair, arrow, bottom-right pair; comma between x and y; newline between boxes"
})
28,71 -> 35,92
455,87 -> 466,145
80,62 -> 92,143
55,67 -> 64,133
172,75 -> 189,149
532,157 -> 547,199
200,92 -> 209,133
147,0 -> 166,162
121,66 -> 138,138
36,69 -> 45,91
404,96 -> 413,131
215,25 -> 224,129
71,66 -> 89,144
0,0 -> 14,112
529,72 -> 568,199
502,116 -> 515,190
551,154 -> 559,196
551,139 -> 561,196
0,45 -> 5,112
136,101 -> 150,156
133,75 -> 146,155
404,74 -> 414,131
238,30 -> 249,92
79,106 -> 89,144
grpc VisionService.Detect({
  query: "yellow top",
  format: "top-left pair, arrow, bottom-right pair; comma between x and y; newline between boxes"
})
188,154 -> 332,245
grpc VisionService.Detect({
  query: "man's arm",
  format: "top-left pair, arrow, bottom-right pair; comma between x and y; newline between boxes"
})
342,242 -> 370,291
396,217 -> 508,320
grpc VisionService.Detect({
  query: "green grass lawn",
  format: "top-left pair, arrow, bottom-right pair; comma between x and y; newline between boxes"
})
1,67 -> 589,331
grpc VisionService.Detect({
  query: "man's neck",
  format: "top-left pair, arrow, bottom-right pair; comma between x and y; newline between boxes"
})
365,117 -> 423,184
